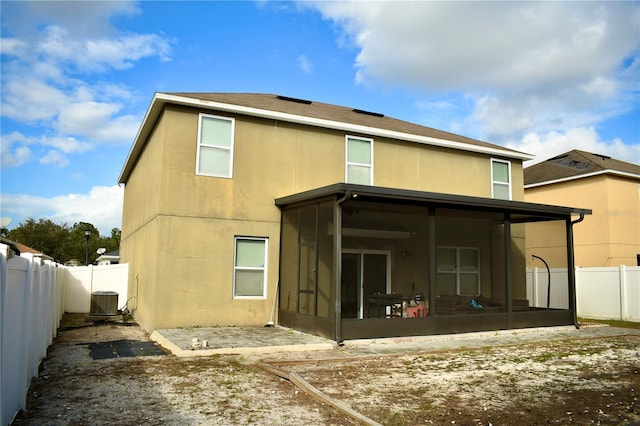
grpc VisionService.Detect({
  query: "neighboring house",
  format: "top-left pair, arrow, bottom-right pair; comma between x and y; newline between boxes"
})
525,150 -> 640,268
0,236 -> 54,262
118,93 -> 589,341
96,250 -> 120,265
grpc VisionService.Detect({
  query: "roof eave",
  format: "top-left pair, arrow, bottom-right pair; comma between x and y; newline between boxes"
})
118,93 -> 533,183
118,93 -> 168,184
525,169 -> 640,189
275,183 -> 591,218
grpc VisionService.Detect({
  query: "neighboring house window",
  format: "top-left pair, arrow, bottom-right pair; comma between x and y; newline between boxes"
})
436,247 -> 480,296
491,159 -> 511,200
197,113 -> 235,178
233,237 -> 267,298
346,136 -> 373,185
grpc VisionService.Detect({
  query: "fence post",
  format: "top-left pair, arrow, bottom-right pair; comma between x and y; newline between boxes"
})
620,265 -> 627,321
574,267 -> 580,319
0,244 -> 7,426
532,267 -> 539,307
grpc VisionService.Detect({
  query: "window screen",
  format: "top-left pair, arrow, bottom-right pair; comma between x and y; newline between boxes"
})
491,159 -> 511,200
234,238 -> 267,298
346,136 -> 373,185
197,114 -> 234,178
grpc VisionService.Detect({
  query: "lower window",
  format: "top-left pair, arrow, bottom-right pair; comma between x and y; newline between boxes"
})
234,237 -> 268,298
436,247 -> 480,296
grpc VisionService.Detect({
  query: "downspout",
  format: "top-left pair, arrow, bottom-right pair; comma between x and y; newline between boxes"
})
334,191 -> 352,345
567,213 -> 585,329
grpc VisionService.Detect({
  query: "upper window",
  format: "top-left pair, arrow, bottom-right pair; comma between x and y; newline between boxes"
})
197,114 -> 235,178
491,159 -> 511,200
233,237 -> 268,298
346,136 -> 373,185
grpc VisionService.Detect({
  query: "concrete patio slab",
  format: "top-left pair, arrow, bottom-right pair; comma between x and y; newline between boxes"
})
151,322 -> 640,358
151,325 -> 336,357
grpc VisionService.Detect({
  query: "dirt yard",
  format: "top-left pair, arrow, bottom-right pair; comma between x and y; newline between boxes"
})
12,315 -> 640,425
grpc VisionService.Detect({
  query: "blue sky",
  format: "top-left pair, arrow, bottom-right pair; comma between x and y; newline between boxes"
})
1,1 -> 639,236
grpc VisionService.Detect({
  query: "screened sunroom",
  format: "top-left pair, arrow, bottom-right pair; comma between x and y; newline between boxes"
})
276,183 -> 590,342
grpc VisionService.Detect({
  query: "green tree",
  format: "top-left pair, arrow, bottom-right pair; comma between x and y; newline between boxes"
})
8,218 -> 121,265
7,218 -> 70,261
68,222 -> 100,265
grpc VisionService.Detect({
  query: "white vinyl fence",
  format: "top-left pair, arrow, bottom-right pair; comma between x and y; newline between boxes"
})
527,265 -> 640,322
575,266 -> 640,322
65,264 -> 129,313
1,242 -> 637,425
0,243 -> 129,425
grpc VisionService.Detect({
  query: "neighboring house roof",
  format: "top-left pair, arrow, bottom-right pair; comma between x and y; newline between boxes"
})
524,150 -> 640,188
119,92 -> 533,184
0,236 -> 54,260
96,249 -> 119,263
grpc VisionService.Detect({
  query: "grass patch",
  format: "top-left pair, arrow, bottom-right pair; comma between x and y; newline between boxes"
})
579,318 -> 640,330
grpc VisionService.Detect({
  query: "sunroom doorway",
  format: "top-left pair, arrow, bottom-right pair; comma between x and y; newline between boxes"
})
341,250 -> 390,319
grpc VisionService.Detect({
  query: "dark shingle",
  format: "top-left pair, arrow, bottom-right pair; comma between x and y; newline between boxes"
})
525,150 -> 640,185
168,92 -> 519,154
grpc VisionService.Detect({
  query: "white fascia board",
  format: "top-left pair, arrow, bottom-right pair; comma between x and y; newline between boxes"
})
524,169 -> 640,189
156,93 -> 533,161
118,93 -> 167,183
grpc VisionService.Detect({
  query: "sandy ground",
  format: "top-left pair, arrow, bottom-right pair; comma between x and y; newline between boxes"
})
12,316 -> 640,426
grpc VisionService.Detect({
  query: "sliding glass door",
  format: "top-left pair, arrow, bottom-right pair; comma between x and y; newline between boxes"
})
341,250 -> 390,319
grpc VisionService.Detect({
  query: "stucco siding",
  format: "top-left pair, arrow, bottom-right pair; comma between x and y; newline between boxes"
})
147,215 -> 280,329
122,101 -> 530,331
525,174 -> 639,267
605,175 -> 640,265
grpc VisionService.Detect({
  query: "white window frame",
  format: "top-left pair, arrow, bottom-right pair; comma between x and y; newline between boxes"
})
345,135 -> 374,185
233,237 -> 268,299
491,158 -> 512,200
196,113 -> 235,178
436,246 -> 481,296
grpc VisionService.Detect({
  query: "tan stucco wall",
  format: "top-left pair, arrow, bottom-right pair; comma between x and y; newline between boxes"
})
376,139 -> 525,200
525,174 -> 640,267
121,103 -> 527,331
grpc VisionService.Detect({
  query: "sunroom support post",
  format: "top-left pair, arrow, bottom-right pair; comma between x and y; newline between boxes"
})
567,214 -> 584,329
428,206 -> 436,316
334,192 -> 351,344
504,213 -> 513,318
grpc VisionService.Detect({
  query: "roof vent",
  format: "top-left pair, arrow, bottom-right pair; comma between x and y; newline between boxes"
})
593,153 -> 610,160
548,154 -> 568,162
353,108 -> 384,118
276,95 -> 312,105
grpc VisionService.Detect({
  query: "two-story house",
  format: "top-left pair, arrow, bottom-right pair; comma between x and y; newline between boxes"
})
118,93 -> 589,341
525,150 -> 640,267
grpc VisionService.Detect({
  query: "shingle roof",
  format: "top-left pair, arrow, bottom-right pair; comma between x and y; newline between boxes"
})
170,92 -> 516,153
119,92 -> 532,184
524,150 -> 640,186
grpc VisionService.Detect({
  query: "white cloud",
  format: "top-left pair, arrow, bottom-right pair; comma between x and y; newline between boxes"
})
1,185 -> 124,236
0,37 -> 28,55
0,132 -> 33,167
313,2 -> 638,92
297,54 -> 313,74
507,127 -> 640,166
37,26 -> 171,72
0,1 -> 172,169
310,1 -> 640,149
39,150 -> 69,167
2,0 -> 141,39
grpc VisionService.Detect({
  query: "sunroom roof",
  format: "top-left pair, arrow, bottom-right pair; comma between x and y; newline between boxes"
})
275,183 -> 591,222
